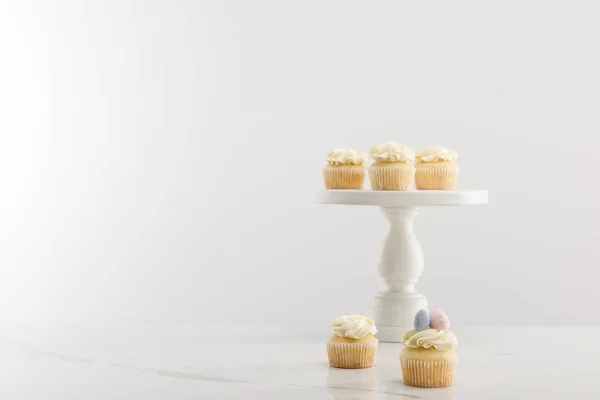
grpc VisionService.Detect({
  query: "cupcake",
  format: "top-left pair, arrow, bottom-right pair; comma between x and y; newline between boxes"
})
368,142 -> 415,191
400,309 -> 457,388
327,315 -> 378,369
415,146 -> 459,190
323,148 -> 367,189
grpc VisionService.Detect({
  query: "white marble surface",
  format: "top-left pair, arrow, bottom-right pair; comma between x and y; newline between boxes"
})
1,324 -> 598,399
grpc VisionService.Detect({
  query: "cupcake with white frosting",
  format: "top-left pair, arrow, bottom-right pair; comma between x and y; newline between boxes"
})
400,309 -> 457,388
415,146 -> 459,190
368,142 -> 415,191
327,315 -> 378,369
323,148 -> 367,189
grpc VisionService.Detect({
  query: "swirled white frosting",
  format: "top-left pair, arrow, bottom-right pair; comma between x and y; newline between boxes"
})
402,329 -> 457,351
327,148 -> 367,166
332,315 -> 378,339
370,142 -> 415,163
416,146 -> 458,163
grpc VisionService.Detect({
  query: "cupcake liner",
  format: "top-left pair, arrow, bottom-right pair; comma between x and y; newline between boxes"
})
326,341 -> 377,369
368,164 -> 414,191
400,357 -> 455,388
323,166 -> 366,189
415,164 -> 458,190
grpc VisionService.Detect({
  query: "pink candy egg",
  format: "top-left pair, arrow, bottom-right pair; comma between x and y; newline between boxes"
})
429,309 -> 451,331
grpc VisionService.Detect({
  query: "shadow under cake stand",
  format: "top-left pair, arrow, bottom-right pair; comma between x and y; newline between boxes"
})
316,189 -> 488,343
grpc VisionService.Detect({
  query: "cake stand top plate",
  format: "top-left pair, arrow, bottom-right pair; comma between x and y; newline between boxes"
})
316,189 -> 488,206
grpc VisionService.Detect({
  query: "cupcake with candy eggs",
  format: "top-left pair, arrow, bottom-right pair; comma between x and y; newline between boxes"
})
327,315 -> 378,369
400,309 -> 457,388
323,148 -> 368,189
415,146 -> 459,190
369,141 -> 415,191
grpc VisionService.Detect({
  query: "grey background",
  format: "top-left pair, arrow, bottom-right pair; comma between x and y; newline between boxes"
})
0,0 -> 598,327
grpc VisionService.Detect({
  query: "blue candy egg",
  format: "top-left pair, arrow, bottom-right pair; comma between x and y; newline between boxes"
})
413,309 -> 431,331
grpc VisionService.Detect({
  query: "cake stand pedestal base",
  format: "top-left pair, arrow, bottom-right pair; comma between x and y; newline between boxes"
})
373,206 -> 427,342
316,190 -> 488,343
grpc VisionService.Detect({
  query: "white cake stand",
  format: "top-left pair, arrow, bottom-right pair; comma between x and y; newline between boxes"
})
316,189 -> 488,342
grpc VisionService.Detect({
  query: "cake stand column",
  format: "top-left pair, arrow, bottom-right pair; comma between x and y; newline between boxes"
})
373,206 -> 427,342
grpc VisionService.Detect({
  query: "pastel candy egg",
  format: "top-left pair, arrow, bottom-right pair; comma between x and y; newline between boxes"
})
429,309 -> 451,331
413,309 -> 431,331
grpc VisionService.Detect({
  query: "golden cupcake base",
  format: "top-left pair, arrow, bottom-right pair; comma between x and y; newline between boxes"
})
400,358 -> 455,387
400,347 -> 456,388
323,165 -> 366,189
415,163 -> 459,190
368,162 -> 415,191
326,341 -> 377,369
